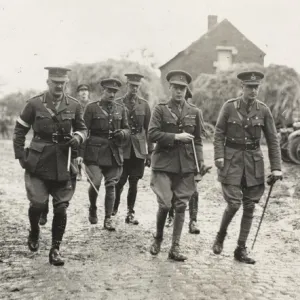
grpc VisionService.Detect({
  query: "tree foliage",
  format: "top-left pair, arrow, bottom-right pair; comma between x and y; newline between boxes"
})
0,90 -> 39,117
192,63 -> 300,126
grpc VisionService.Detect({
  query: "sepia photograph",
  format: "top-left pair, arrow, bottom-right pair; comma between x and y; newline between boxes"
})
0,0 -> 299,299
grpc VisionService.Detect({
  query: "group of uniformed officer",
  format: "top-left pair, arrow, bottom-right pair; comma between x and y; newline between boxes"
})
13,66 -> 282,266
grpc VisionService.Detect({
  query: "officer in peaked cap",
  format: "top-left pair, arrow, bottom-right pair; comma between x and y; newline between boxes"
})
113,73 -> 153,225
76,83 -> 91,181
77,83 -> 90,105
213,70 -> 282,264
39,81 -> 92,224
165,85 -> 206,235
13,66 -> 87,266
78,78 -> 130,231
148,70 -> 209,261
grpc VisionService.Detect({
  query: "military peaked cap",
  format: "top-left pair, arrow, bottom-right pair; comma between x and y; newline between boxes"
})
44,67 -> 71,82
125,73 -> 144,85
166,70 -> 192,87
77,83 -> 90,92
100,78 -> 122,91
237,71 -> 264,85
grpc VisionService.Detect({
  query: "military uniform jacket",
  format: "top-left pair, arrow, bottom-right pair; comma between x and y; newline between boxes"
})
115,95 -> 153,160
214,97 -> 281,187
148,99 -> 204,174
13,92 -> 87,181
80,100 -> 130,167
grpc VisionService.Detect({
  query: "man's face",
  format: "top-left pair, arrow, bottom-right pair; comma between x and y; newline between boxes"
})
170,84 -> 187,102
78,89 -> 89,102
127,83 -> 139,96
103,87 -> 117,102
47,79 -> 67,98
242,84 -> 260,101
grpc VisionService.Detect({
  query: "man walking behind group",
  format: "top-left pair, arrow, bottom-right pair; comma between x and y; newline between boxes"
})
76,83 -> 91,181
113,73 -> 152,225
213,71 -> 282,264
13,67 -> 87,266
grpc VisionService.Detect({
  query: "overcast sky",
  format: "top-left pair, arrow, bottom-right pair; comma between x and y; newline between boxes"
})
0,0 -> 299,95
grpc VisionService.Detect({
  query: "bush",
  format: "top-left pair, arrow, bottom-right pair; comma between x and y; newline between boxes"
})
192,63 -> 300,126
67,59 -> 165,109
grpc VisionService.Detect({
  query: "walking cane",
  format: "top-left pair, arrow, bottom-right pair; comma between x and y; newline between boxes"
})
78,162 -> 99,196
67,128 -> 73,172
191,138 -> 202,182
251,180 -> 275,250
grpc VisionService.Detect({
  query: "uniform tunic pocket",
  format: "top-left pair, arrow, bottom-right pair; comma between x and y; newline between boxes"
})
113,114 -> 122,130
218,147 -> 237,177
26,141 -> 46,173
135,110 -> 145,126
253,151 -> 264,178
251,118 -> 264,138
92,114 -> 107,130
227,118 -> 243,138
35,112 -> 52,131
183,115 -> 196,134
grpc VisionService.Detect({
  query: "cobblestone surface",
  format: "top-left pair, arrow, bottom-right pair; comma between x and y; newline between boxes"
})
0,140 -> 299,300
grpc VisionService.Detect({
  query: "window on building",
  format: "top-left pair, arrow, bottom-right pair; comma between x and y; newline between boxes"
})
213,46 -> 238,72
217,50 -> 232,71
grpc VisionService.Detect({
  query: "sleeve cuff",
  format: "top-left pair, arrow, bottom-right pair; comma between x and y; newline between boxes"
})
74,131 -> 86,143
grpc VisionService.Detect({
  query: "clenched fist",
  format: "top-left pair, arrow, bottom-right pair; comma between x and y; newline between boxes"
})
215,158 -> 224,169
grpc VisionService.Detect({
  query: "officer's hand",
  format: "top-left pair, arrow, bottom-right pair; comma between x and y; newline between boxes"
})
267,170 -> 283,185
215,158 -> 224,169
175,132 -> 194,143
199,164 -> 212,176
76,156 -> 83,165
67,134 -> 81,149
145,153 -> 151,167
113,129 -> 124,141
18,151 -> 26,169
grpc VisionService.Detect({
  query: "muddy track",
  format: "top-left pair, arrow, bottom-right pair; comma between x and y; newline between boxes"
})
0,140 -> 299,300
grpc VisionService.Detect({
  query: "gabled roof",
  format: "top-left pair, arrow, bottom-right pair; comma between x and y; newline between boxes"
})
159,19 -> 266,70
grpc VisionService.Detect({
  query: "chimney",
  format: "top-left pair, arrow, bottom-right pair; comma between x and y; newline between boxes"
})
208,15 -> 218,31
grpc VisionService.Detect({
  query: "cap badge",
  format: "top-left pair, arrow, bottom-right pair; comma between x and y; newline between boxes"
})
251,74 -> 256,80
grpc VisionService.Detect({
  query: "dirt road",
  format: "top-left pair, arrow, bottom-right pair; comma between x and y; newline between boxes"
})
0,140 -> 299,300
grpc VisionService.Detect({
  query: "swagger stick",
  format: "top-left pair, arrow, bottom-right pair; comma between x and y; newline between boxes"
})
67,128 -> 73,172
251,181 -> 274,250
191,138 -> 202,182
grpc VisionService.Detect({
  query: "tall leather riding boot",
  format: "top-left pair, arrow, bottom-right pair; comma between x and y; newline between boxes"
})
218,205 -> 239,235
150,207 -> 168,255
39,199 -> 49,226
169,211 -> 187,261
28,206 -> 41,252
113,172 -> 127,216
126,177 -> 139,225
104,185 -> 116,231
50,211 -> 67,266
88,185 -> 98,224
127,177 -> 138,214
113,185 -> 122,216
212,231 -> 227,254
189,192 -> 200,234
234,244 -> 256,264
